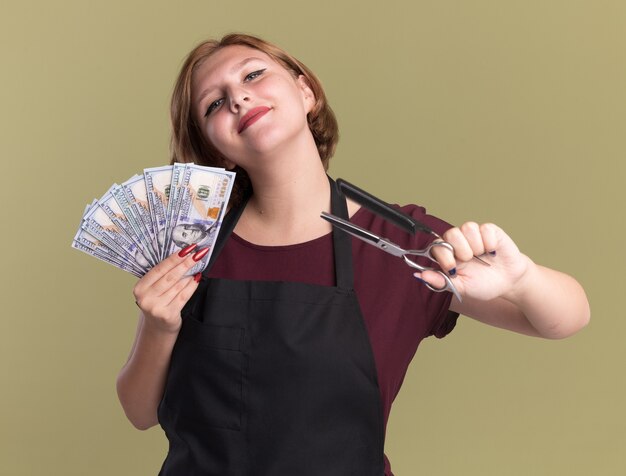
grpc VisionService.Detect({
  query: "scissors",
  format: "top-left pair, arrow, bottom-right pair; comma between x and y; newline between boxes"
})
321,179 -> 473,302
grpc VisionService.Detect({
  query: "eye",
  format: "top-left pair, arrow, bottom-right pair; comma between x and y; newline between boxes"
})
244,69 -> 266,82
204,98 -> 224,117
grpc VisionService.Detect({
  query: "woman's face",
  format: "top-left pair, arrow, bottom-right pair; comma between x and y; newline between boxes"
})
191,45 -> 315,169
172,224 -> 205,246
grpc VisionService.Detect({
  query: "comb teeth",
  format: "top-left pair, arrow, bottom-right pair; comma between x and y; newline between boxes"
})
336,178 -> 436,236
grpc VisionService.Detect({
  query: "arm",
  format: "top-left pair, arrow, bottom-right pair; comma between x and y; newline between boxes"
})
418,222 -> 590,339
116,245 -> 204,430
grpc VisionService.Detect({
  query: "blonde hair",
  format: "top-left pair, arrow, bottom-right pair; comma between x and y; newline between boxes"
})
170,33 -> 339,207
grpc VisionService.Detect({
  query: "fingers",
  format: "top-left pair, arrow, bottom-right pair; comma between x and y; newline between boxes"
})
171,273 -> 204,308
414,269 -> 447,290
431,222 -> 499,274
131,244 -> 208,334
429,242 -> 457,276
477,223 -> 499,256
133,244 -> 208,318
148,274 -> 198,309
134,245 -> 204,299
448,222 -> 484,259
136,243 -> 198,290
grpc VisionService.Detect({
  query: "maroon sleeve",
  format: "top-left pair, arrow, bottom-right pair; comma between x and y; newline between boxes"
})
431,310 -> 460,338
401,203 -> 459,338
350,203 -> 459,342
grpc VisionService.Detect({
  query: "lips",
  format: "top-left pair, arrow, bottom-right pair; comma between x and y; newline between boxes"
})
238,106 -> 271,134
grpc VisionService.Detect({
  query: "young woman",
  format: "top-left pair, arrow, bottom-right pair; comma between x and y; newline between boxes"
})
117,33 -> 590,476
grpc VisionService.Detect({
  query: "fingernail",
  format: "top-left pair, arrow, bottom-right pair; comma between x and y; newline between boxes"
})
414,276 -> 425,284
192,247 -> 209,262
489,250 -> 497,256
448,268 -> 457,277
178,243 -> 198,257
193,273 -> 202,283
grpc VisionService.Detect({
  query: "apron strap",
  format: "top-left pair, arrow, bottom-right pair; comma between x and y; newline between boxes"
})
329,176 -> 354,291
204,189 -> 251,274
204,176 -> 355,292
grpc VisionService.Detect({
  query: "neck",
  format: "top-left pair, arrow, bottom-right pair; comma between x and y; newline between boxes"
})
246,130 -> 330,216
234,143 -> 334,245
250,163 -> 329,215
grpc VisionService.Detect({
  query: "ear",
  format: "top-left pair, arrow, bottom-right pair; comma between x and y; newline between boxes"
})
297,75 -> 316,114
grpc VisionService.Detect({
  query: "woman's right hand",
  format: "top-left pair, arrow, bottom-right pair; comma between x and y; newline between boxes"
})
132,244 -> 208,334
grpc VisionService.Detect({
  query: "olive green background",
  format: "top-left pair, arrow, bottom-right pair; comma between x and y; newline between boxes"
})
1,1 -> 624,474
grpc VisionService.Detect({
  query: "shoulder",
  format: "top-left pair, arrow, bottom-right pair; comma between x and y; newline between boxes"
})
349,202 -> 458,340
350,202 -> 453,246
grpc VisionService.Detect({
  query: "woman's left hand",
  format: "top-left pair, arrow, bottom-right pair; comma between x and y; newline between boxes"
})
417,222 -> 532,302
417,221 -> 590,338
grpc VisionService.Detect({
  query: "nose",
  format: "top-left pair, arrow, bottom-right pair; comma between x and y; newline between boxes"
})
228,88 -> 250,113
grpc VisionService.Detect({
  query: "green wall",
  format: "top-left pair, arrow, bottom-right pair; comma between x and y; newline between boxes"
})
1,1 -> 624,474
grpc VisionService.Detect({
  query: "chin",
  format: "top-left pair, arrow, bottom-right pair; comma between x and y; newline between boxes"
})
251,123 -> 310,154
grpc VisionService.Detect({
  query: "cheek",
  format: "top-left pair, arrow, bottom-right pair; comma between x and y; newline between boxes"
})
205,119 -> 229,148
204,118 -> 241,160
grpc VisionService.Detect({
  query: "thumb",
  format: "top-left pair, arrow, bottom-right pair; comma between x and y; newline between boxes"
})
413,270 -> 447,291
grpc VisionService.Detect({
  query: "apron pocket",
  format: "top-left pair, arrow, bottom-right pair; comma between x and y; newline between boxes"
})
162,317 -> 245,431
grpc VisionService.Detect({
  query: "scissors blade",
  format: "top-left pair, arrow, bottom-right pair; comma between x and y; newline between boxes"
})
320,212 -> 380,244
321,212 -> 406,257
322,212 -> 463,301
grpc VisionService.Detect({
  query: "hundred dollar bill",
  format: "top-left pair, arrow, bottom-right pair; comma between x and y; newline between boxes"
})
100,185 -> 158,268
72,240 -> 143,277
81,199 -> 151,272
166,164 -> 235,275
72,164 -> 236,278
74,208 -> 138,268
116,174 -> 160,263
72,233 -> 144,277
144,165 -> 173,261
72,205 -> 145,276
161,162 -> 189,259
111,178 -> 159,266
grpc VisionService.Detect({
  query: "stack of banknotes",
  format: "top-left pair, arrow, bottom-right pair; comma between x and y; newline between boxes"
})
72,163 -> 236,277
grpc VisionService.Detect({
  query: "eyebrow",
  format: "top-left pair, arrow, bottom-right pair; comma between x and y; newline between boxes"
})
196,57 -> 265,105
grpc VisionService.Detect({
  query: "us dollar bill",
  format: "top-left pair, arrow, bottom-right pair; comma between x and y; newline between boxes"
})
166,164 -> 235,275
161,162 -> 189,259
100,185 -> 158,268
72,163 -> 235,278
144,165 -> 173,261
72,235 -> 144,277
72,204 -> 145,276
80,199 -> 151,272
112,177 -> 160,265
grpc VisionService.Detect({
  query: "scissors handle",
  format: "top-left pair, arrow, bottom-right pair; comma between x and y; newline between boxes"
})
402,240 -> 462,301
405,240 -> 453,262
401,255 -> 462,302
408,239 -> 491,268
422,271 -> 462,302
